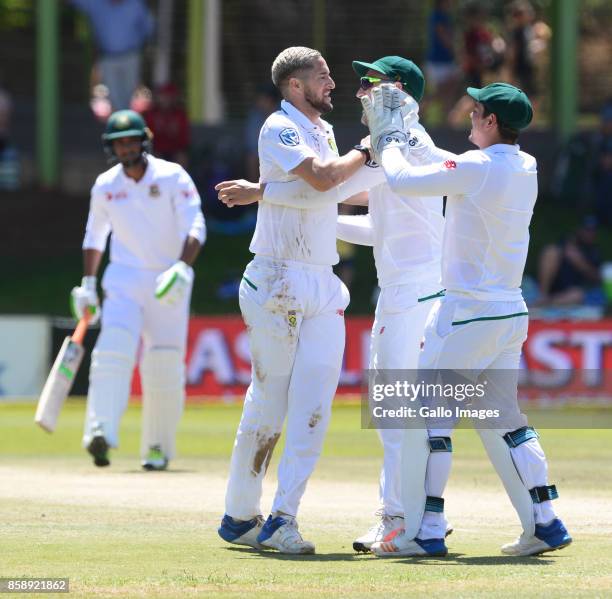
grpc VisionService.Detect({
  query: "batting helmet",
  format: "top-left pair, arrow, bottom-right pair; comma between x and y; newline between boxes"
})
102,109 -> 153,162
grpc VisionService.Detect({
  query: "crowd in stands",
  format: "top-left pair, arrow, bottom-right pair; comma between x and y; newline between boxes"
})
0,0 -> 610,314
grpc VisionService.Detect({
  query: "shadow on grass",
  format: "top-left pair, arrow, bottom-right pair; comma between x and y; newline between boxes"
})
364,552 -> 561,566
122,468 -> 199,474
224,547 -> 563,565
224,546 -> 362,562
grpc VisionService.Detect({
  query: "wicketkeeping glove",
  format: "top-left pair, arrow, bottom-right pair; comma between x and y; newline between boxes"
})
70,276 -> 100,324
361,84 -> 409,159
154,261 -> 194,306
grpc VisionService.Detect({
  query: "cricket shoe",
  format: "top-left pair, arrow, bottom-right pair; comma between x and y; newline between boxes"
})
87,428 -> 110,467
141,445 -> 168,471
353,509 -> 404,553
501,518 -> 572,556
371,529 -> 448,557
256,514 -> 315,554
218,514 -> 265,549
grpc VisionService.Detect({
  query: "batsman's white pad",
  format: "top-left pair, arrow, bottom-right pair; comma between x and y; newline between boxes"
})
140,347 -> 185,460
36,337 -> 85,432
400,426 -> 429,540
477,428 -> 536,536
83,327 -> 137,448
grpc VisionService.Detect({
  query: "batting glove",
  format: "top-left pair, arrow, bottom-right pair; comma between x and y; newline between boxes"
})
155,261 -> 194,306
361,84 -> 409,160
70,276 -> 100,324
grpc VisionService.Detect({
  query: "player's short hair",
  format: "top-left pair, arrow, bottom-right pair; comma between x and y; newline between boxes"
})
482,105 -> 520,144
271,46 -> 322,96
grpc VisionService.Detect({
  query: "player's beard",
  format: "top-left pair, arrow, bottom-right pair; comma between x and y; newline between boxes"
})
304,87 -> 333,115
119,148 -> 145,168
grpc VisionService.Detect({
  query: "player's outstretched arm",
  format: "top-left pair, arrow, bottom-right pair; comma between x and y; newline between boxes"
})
263,164 -> 383,209
337,213 -> 374,247
290,149 -> 367,192
216,179 -> 263,207
216,164 -> 383,210
380,146 -> 484,198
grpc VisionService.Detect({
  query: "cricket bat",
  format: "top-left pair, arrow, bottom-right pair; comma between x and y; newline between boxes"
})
35,312 -> 91,432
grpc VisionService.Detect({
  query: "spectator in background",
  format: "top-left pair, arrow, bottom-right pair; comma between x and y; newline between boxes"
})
244,84 -> 281,182
448,2 -> 504,127
537,216 -> 604,306
424,0 -> 459,118
71,0 -> 154,111
463,2 -> 499,88
0,83 -> 19,190
592,103 -> 612,226
143,83 -> 190,168
506,1 -> 537,99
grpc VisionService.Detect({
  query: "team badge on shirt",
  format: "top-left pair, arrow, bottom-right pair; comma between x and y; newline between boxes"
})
444,160 -> 457,169
279,128 -> 300,146
287,310 -> 297,327
328,137 -> 338,155
149,184 -> 160,197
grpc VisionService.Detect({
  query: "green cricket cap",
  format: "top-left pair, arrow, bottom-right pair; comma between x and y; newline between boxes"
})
352,56 -> 425,102
102,109 -> 148,141
467,82 -> 533,130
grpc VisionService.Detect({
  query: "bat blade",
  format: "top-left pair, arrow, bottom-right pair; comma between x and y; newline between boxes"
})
35,337 -> 85,432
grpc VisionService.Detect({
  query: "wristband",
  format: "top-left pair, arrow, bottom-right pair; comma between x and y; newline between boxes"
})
353,144 -> 371,163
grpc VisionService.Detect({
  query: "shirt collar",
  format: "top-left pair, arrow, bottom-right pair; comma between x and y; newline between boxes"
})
280,99 -> 333,135
485,143 -> 520,155
120,156 -> 154,186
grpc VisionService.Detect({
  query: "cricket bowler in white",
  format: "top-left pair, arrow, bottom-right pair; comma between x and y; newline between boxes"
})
363,82 -> 572,557
71,109 -> 205,471
215,46 -> 385,555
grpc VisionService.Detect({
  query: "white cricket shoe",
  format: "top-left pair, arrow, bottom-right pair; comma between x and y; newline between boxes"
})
501,518 -> 572,556
218,514 -> 265,549
353,510 -> 404,553
257,514 -> 315,554
370,530 -> 448,557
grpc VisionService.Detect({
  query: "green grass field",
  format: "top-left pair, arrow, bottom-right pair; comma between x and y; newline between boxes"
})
1,401 -> 612,598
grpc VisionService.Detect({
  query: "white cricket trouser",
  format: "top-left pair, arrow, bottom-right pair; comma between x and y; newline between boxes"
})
370,284 -> 442,517
404,296 -> 556,539
225,256 -> 350,520
83,263 -> 191,455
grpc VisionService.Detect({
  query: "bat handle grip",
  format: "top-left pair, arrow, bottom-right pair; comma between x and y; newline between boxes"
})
71,310 -> 92,344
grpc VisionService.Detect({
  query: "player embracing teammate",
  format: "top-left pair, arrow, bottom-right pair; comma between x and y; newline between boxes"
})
362,81 -> 572,557
217,46 -> 571,558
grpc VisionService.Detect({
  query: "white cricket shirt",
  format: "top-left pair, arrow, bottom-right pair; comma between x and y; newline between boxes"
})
362,122 -> 447,289
250,99 -> 340,265
381,143 -> 537,302
83,155 -> 206,270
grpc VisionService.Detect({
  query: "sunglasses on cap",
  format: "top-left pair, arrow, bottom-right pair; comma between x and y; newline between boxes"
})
359,76 -> 396,90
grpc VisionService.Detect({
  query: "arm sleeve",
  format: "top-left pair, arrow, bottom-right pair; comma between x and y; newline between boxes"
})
259,120 -> 318,175
262,163 -> 386,209
381,146 -> 486,197
337,214 -> 375,246
173,168 -> 207,245
402,127 -> 458,166
82,186 -> 111,251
